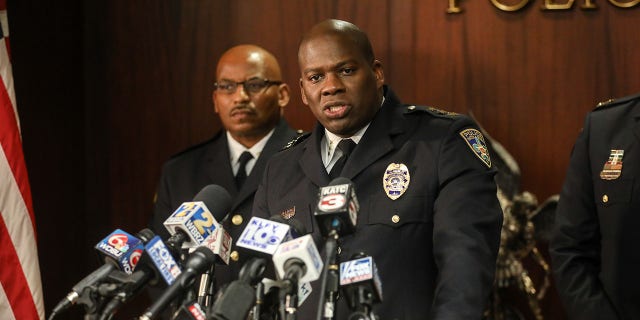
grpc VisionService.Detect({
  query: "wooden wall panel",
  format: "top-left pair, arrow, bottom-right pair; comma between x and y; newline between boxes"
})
10,0 -> 639,318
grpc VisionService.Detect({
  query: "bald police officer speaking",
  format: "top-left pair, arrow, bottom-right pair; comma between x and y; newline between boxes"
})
252,19 -> 503,319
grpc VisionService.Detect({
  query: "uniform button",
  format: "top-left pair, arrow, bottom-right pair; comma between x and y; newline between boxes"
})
602,194 -> 609,203
392,215 -> 400,224
337,246 -> 342,255
230,250 -> 239,262
232,214 -> 243,226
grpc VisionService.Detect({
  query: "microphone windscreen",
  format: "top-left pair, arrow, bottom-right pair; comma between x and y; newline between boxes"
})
193,184 -> 232,221
136,228 -> 156,243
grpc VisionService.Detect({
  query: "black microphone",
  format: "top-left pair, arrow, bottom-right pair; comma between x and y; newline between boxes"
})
163,185 -> 233,309
100,185 -> 232,319
163,184 -> 233,252
48,228 -> 153,320
209,257 -> 267,320
98,235 -> 182,320
172,300 -> 208,320
235,215 -> 305,278
339,253 -> 383,320
314,177 -> 358,237
272,234 -> 323,319
139,246 -> 217,320
211,216 -> 307,320
314,177 -> 360,320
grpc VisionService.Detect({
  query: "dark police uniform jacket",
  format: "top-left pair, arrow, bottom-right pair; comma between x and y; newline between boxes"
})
550,93 -> 640,320
149,118 -> 298,285
252,87 -> 503,319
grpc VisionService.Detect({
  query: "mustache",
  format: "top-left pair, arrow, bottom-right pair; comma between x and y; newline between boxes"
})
230,105 -> 256,115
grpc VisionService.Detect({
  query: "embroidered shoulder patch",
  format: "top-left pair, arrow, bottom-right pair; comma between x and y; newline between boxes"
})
459,128 -> 491,168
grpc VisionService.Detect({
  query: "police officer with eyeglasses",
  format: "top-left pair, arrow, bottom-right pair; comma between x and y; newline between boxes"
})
149,45 -> 299,304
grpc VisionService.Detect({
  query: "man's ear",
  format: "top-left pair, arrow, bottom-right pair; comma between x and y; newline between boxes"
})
212,90 -> 220,113
278,83 -> 291,108
373,59 -> 384,87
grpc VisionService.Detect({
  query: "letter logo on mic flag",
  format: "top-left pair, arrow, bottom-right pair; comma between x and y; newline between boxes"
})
315,179 -> 359,236
164,201 -> 217,247
318,193 -> 346,211
95,229 -> 145,274
236,217 -> 293,255
0,8 -> 45,319
340,256 -> 383,302
145,236 -> 182,285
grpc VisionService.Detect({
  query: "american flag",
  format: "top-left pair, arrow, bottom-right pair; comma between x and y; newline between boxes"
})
0,3 -> 45,320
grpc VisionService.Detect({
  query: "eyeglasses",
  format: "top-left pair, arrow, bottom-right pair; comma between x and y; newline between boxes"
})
214,78 -> 282,95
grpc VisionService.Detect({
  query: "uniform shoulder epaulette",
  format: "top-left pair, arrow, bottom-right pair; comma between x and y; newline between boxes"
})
281,131 -> 311,150
404,105 -> 459,118
594,92 -> 640,111
168,133 -> 220,160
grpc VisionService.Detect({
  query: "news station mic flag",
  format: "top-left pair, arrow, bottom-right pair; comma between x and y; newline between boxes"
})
0,6 -> 45,320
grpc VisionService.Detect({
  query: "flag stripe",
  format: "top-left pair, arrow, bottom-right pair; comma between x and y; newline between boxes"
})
0,285 -> 18,320
0,214 -> 39,319
0,8 -> 44,320
0,54 -> 34,227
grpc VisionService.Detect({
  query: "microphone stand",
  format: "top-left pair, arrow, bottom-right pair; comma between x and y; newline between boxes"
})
316,226 -> 340,320
209,258 -> 265,320
251,282 -> 265,320
346,286 -> 378,320
197,265 -> 216,307
279,261 -> 304,320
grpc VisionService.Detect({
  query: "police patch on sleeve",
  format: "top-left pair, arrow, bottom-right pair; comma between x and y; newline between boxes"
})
459,128 -> 491,168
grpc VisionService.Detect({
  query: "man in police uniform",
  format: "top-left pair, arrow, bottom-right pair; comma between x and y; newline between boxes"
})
550,93 -> 640,320
150,45 -> 298,284
252,20 -> 503,319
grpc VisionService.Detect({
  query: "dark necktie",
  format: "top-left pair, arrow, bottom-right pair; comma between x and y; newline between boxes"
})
235,151 -> 253,188
329,139 -> 356,179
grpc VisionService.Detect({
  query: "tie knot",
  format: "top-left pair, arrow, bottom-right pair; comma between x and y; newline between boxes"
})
238,151 -> 253,166
337,139 -> 356,156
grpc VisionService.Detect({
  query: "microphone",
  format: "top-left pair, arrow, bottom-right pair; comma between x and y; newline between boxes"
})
235,215 -> 299,277
272,234 -> 323,318
211,216 -> 306,320
261,279 -> 313,312
139,246 -> 217,320
163,184 -> 232,250
172,300 -> 207,320
96,228 -> 147,274
101,184 -> 230,320
163,184 -> 233,308
209,257 -> 267,320
98,233 -> 177,320
98,232 -> 186,320
339,254 -> 383,320
273,234 -> 323,284
49,229 -> 153,320
314,177 -> 358,237
314,177 -> 360,320
145,235 -> 183,285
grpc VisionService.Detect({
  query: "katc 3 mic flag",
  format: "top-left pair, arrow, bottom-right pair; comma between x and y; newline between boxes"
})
0,4 -> 45,320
